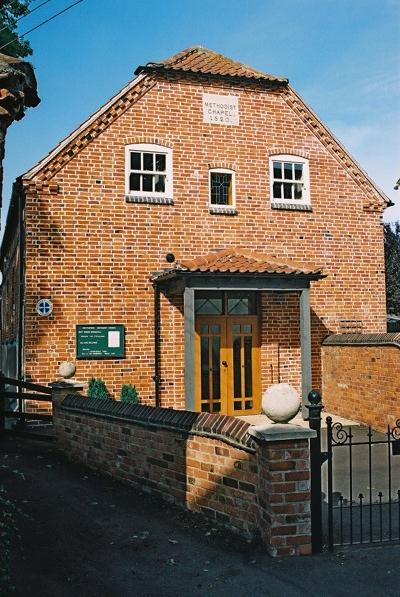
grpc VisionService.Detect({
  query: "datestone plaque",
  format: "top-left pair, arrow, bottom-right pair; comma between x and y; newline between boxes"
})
202,93 -> 239,125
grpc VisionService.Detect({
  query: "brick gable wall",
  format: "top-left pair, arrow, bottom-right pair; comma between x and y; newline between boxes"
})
17,74 -> 386,401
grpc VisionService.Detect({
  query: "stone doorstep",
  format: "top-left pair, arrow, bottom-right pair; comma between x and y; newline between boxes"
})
239,412 -> 359,429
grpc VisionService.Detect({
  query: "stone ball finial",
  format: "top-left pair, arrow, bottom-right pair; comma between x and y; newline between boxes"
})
262,383 -> 301,423
58,361 -> 76,379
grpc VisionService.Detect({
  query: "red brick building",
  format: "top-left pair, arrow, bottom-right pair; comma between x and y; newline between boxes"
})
0,47 -> 390,416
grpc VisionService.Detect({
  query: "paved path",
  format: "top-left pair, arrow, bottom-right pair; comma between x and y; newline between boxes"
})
1,436 -> 399,597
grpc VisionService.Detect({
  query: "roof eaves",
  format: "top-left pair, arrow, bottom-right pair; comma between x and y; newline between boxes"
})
152,269 -> 326,283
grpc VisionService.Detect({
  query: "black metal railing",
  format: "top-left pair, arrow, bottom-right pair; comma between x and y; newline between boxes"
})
307,391 -> 400,553
326,417 -> 400,550
0,373 -> 52,437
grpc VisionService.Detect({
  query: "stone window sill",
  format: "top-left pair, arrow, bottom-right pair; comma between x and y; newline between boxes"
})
209,206 -> 238,215
271,202 -> 312,212
125,195 -> 174,205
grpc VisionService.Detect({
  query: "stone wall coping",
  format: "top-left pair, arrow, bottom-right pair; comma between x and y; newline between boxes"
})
248,423 -> 316,442
49,379 -> 85,390
60,394 -> 258,453
322,333 -> 400,348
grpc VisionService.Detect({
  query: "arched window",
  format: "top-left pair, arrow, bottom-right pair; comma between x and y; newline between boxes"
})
269,155 -> 310,207
125,143 -> 173,202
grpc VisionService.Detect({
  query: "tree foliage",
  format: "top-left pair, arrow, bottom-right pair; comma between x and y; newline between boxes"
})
384,222 -> 400,315
0,1 -> 32,58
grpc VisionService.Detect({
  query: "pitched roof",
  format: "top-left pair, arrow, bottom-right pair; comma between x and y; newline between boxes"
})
135,46 -> 288,84
153,248 -> 324,280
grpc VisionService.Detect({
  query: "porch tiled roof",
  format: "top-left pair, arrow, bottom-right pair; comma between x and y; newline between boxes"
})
178,248 -> 323,276
135,46 -> 288,84
153,248 -> 324,280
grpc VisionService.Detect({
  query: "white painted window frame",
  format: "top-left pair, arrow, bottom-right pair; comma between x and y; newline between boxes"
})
208,168 -> 236,211
125,143 -> 173,199
269,154 -> 310,207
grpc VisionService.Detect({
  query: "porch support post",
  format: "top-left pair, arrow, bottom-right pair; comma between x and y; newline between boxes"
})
184,287 -> 195,411
299,288 -> 312,418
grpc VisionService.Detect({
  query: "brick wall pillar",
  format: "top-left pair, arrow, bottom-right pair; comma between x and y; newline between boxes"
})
49,379 -> 84,440
250,424 -> 316,556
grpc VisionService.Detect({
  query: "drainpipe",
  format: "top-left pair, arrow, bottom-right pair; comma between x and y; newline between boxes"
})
152,281 -> 161,407
17,181 -> 25,381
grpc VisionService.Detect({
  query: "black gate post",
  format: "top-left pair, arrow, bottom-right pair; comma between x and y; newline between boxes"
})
326,416 -> 334,551
307,389 -> 324,553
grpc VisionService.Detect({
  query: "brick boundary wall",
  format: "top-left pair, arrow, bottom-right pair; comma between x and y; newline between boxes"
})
322,333 -> 400,432
53,392 -> 313,556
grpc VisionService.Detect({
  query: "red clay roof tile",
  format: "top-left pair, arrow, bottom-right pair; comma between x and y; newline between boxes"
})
135,46 -> 288,84
175,248 -> 324,276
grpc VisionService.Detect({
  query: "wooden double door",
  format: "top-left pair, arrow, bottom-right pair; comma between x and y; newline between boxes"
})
195,315 -> 260,416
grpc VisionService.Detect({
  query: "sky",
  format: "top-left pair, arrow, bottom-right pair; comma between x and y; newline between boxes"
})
2,0 -> 400,232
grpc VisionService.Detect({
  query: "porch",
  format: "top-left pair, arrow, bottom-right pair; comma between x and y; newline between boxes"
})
152,248 -> 326,417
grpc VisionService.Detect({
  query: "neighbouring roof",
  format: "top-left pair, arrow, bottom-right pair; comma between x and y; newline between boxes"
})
0,52 -> 40,113
135,46 -> 288,84
323,333 -> 400,348
152,248 -> 324,281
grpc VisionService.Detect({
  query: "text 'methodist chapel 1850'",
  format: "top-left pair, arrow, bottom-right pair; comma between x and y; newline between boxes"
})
0,47 -> 390,417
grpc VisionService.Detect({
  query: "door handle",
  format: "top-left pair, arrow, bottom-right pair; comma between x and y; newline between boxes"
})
221,360 -> 228,367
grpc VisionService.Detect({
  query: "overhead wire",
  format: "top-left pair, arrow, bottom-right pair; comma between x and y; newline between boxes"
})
0,1 -> 53,35
0,0 -> 84,52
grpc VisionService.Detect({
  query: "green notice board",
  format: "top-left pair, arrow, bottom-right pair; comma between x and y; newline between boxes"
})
76,325 -> 125,359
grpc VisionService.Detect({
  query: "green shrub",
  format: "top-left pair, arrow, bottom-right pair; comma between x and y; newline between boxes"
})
120,384 -> 139,404
87,377 -> 111,400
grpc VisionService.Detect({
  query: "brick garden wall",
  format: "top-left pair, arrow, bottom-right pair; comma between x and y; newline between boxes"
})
322,334 -> 400,431
55,394 -> 313,556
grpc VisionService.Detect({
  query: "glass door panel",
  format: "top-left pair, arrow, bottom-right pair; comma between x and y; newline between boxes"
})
244,335 -> 253,398
195,318 -> 227,414
226,317 -> 260,416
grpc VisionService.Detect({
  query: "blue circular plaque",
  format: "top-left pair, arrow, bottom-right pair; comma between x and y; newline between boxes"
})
36,298 -> 53,317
